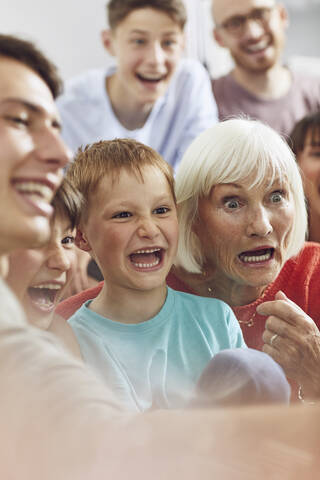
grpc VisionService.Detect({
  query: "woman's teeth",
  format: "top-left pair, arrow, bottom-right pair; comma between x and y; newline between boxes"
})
239,249 -> 272,263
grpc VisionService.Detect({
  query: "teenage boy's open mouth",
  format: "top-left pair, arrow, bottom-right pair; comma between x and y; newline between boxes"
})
136,73 -> 167,83
129,247 -> 164,270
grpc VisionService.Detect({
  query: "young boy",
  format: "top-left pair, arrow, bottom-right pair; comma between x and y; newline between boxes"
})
6,179 -> 82,358
57,0 -> 217,171
65,138 -> 245,412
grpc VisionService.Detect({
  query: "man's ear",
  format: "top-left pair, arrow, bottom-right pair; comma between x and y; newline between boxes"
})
278,4 -> 289,30
213,28 -> 226,48
75,228 -> 92,252
101,29 -> 115,56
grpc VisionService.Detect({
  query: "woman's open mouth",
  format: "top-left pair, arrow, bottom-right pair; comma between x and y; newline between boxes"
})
27,283 -> 62,311
129,247 -> 164,271
238,247 -> 275,264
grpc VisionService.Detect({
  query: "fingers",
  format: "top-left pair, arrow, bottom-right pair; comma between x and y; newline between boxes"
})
257,293 -> 313,328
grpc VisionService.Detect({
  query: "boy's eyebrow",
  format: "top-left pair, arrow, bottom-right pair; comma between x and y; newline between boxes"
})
129,29 -> 180,35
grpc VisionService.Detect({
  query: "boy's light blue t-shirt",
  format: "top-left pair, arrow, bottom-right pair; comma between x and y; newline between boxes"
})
68,287 -> 246,412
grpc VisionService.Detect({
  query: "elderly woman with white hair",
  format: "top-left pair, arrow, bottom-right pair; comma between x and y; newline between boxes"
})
167,118 -> 320,402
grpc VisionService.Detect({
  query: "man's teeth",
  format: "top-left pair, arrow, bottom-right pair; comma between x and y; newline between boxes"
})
246,40 -> 269,52
240,251 -> 272,263
15,182 -> 53,202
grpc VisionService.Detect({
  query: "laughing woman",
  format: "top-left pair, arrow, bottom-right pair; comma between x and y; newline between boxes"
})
168,119 -> 320,401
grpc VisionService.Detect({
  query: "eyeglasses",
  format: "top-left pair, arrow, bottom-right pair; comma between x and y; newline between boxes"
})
216,7 -> 276,37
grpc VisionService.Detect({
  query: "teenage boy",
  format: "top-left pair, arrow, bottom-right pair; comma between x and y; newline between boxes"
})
57,0 -> 218,171
65,138 -> 245,411
211,0 -> 320,137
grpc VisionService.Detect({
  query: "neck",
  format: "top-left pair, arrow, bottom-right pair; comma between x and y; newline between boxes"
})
173,265 -> 265,307
106,75 -> 153,130
232,63 -> 292,99
89,282 -> 168,324
308,208 -> 320,243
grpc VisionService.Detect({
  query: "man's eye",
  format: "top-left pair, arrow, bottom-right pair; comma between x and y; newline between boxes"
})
226,16 -> 245,29
153,206 -> 169,214
113,211 -> 132,218
61,235 -> 75,245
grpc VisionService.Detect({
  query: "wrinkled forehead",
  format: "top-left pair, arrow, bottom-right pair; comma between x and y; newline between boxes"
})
212,0 -> 276,23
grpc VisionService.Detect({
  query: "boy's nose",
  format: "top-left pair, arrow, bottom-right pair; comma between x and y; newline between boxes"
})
137,218 -> 160,239
146,42 -> 166,66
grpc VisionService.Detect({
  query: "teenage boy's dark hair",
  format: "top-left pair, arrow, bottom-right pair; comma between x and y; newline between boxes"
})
107,0 -> 187,30
290,111 -> 320,156
0,34 -> 62,99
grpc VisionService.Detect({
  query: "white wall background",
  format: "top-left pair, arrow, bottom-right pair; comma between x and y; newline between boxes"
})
1,0 -> 320,82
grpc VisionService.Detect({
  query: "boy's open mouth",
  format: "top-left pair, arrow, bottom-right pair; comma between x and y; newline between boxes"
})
238,248 -> 274,264
129,248 -> 164,269
136,73 -> 166,83
27,283 -> 62,311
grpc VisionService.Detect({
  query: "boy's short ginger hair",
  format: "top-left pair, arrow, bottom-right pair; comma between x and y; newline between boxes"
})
52,178 -> 83,230
107,0 -> 187,30
66,138 -> 175,225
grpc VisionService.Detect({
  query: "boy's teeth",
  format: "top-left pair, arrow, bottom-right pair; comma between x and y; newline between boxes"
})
132,257 -> 160,268
15,182 -> 53,202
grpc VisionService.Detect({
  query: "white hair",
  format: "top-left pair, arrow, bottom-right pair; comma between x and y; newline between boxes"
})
175,118 -> 308,273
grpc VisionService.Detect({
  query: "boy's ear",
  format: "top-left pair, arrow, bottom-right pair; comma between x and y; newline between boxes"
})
101,29 -> 115,56
75,228 -> 92,252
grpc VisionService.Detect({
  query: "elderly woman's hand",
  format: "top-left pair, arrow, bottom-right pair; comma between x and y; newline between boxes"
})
258,291 -> 320,400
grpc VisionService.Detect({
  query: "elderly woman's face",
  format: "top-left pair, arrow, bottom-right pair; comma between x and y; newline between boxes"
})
195,175 -> 294,290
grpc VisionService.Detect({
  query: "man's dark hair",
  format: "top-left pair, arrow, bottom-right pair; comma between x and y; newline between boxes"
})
0,34 -> 63,98
107,0 -> 187,30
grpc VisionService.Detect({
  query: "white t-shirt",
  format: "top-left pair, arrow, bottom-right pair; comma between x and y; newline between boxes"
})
57,59 -> 218,171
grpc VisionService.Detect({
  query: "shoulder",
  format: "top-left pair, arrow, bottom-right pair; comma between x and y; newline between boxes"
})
170,58 -> 211,89
170,288 -> 233,318
49,314 -> 82,360
57,68 -> 108,105
287,242 -> 320,270
211,73 -> 233,91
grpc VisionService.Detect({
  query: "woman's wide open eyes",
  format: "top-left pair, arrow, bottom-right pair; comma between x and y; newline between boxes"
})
224,198 -> 240,210
270,190 -> 284,203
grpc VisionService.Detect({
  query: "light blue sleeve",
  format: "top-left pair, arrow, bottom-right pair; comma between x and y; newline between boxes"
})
225,304 -> 247,348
